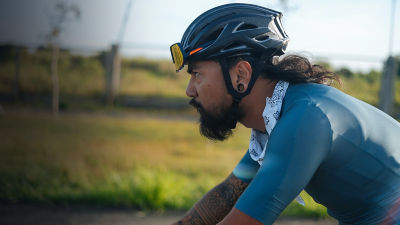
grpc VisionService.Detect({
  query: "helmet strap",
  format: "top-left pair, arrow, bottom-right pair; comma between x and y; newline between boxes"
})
218,54 -> 269,128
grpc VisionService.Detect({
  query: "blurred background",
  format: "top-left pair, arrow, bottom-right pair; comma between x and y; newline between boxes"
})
0,0 -> 399,224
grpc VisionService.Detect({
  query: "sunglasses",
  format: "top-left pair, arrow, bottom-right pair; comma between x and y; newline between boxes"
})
170,43 -> 203,72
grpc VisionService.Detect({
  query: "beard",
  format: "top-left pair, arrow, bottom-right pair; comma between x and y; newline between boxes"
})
189,99 -> 243,141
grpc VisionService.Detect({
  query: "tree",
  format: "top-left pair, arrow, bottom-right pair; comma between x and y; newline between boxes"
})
396,56 -> 400,77
336,67 -> 353,78
46,2 -> 80,116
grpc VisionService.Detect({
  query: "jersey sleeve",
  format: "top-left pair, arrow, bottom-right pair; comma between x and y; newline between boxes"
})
233,150 -> 260,183
234,100 -> 333,225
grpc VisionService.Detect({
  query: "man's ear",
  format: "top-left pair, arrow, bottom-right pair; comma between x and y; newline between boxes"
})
229,60 -> 252,93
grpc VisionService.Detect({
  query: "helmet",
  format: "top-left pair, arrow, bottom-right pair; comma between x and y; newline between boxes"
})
170,3 -> 289,71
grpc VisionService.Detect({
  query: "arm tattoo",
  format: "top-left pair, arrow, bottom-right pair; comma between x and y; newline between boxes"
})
172,173 -> 248,225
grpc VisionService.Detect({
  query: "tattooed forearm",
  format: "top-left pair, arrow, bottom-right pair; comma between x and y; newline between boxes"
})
172,173 -> 248,225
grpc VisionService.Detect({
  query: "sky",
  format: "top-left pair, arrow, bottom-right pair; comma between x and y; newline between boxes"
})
0,0 -> 399,72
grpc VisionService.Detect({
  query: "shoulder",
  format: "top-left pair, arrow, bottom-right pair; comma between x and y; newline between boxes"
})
274,95 -> 333,141
281,83 -> 354,131
280,83 -> 399,149
280,83 -> 335,126
271,83 -> 335,145
283,83 -> 340,108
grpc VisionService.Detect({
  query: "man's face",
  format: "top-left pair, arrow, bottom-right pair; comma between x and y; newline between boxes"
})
186,60 -> 242,141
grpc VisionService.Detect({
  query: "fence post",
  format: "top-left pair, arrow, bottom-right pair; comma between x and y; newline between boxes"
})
13,46 -> 21,100
51,45 -> 60,117
105,44 -> 120,105
379,56 -> 398,115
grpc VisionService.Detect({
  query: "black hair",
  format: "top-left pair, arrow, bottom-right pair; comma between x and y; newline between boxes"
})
227,54 -> 341,86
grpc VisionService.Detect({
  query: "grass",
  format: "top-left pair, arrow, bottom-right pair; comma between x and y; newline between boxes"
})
0,111 -> 330,218
120,58 -> 189,98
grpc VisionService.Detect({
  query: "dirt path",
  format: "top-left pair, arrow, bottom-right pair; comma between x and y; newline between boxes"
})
0,203 -> 337,225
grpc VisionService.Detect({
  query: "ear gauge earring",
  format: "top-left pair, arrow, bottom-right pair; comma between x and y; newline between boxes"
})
237,83 -> 245,93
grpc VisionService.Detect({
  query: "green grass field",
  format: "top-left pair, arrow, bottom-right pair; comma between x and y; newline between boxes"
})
0,111 -> 329,218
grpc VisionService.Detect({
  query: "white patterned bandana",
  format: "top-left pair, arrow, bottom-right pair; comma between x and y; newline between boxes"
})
248,80 -> 305,206
248,80 -> 289,163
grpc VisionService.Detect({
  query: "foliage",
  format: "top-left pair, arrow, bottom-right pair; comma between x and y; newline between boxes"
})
1,46 -> 399,107
0,45 -> 19,62
0,47 -> 190,99
46,2 -> 80,44
119,58 -> 188,98
397,56 -> 400,77
335,68 -> 387,106
122,57 -> 176,78
0,112 -> 329,218
0,48 -> 104,96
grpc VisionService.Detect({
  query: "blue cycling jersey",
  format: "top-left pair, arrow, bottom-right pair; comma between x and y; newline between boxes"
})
233,83 -> 400,225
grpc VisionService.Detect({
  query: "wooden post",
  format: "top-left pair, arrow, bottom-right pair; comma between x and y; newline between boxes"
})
51,45 -> 60,116
13,46 -> 20,100
379,56 -> 398,115
105,44 -> 120,105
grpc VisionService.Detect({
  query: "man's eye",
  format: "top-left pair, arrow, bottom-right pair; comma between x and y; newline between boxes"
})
193,72 -> 200,77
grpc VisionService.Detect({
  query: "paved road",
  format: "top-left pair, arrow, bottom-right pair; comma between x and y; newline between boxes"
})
0,203 -> 337,225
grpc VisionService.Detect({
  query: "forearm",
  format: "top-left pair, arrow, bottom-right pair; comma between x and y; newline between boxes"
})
173,173 -> 248,225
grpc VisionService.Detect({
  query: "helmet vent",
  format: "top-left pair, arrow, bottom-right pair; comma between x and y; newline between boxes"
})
222,42 -> 243,51
255,34 -> 270,41
236,23 -> 257,31
197,27 -> 224,46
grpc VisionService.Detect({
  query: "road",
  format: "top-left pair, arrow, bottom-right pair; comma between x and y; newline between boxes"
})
0,203 -> 337,225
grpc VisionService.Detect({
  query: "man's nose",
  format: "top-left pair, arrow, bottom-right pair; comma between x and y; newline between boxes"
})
186,79 -> 198,98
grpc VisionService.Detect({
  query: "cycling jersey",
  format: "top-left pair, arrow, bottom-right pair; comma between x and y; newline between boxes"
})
233,83 -> 400,225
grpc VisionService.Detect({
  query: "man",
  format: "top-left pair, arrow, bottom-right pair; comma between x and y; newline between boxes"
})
170,3 -> 400,225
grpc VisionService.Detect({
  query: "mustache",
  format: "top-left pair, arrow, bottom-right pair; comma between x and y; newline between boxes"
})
189,99 -> 203,111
